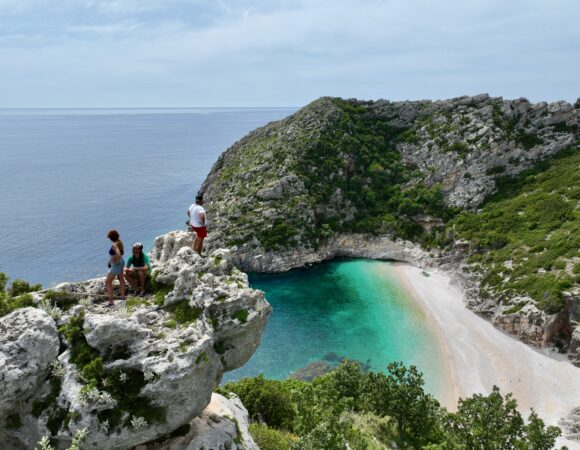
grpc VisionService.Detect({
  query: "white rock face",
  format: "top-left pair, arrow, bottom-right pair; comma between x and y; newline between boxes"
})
214,232 -> 436,273
150,230 -> 435,290
0,308 -> 59,421
148,393 -> 258,450
0,248 -> 270,450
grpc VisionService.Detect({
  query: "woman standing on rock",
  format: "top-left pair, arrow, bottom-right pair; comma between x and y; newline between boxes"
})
105,229 -> 125,306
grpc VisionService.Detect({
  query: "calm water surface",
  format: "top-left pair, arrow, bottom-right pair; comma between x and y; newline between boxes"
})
226,259 -> 447,398
0,108 -> 295,286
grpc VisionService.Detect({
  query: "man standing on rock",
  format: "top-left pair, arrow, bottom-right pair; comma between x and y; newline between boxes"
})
188,193 -> 207,256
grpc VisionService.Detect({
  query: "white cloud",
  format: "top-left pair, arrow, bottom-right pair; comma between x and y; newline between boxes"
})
0,0 -> 578,106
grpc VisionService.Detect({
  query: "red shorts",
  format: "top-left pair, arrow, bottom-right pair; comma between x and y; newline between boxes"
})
192,226 -> 207,238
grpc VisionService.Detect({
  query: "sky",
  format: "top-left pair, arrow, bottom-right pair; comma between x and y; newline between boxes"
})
0,0 -> 578,107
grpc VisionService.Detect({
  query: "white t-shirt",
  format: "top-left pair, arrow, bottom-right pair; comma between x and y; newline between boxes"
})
188,204 -> 206,227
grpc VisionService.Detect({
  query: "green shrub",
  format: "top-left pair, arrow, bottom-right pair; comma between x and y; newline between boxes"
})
249,423 -> 297,450
10,279 -> 42,296
219,362 -> 561,449
220,375 -> 296,430
444,386 -> 560,449
445,142 -> 470,157
514,131 -> 542,149
44,290 -> 77,310
0,293 -> 35,317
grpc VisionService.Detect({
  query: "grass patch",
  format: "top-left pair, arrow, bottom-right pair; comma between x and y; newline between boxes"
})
126,296 -> 149,311
231,309 -> 249,323
166,301 -> 202,325
504,304 -> 526,315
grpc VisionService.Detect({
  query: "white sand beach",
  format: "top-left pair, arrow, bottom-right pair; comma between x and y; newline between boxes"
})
395,263 -> 580,448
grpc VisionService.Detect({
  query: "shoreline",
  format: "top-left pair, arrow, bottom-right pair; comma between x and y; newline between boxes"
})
389,264 -> 460,410
393,263 -> 580,447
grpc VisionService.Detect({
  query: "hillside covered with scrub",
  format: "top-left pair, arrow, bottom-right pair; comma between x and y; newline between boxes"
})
201,94 -> 580,356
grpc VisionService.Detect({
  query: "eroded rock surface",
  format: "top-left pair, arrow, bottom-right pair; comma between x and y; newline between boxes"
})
0,308 -> 59,421
142,393 -> 258,450
0,248 -> 270,450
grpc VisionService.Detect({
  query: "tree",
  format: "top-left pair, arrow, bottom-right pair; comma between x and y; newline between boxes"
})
383,362 -> 441,444
442,386 -> 561,449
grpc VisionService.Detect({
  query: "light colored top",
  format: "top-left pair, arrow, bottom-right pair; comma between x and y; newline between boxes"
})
188,204 -> 206,227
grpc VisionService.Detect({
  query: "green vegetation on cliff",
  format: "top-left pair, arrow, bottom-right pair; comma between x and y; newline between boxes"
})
450,146 -> 580,312
293,99 -> 454,241
0,272 -> 41,317
219,361 -> 562,450
205,95 -> 579,316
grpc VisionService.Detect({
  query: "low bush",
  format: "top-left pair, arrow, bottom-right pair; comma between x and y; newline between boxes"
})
249,423 -> 297,450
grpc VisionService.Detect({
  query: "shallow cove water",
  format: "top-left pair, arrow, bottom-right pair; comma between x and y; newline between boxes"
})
224,259 -> 447,399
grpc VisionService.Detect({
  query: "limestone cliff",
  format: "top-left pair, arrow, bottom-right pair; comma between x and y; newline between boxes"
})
195,94 -> 579,363
0,247 -> 270,449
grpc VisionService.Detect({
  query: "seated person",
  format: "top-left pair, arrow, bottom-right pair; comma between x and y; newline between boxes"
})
124,243 -> 151,296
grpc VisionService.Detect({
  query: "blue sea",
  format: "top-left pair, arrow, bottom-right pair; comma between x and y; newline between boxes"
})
0,108 -> 295,286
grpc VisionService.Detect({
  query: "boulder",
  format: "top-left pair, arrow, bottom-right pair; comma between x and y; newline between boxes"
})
0,308 -> 59,420
145,393 -> 258,450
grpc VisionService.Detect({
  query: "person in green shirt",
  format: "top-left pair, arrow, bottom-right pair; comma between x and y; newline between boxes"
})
124,242 -> 151,297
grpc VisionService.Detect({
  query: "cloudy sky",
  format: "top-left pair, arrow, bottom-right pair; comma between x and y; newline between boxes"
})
0,0 -> 578,107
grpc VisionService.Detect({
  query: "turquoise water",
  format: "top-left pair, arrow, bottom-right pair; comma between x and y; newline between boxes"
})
225,259 -> 447,398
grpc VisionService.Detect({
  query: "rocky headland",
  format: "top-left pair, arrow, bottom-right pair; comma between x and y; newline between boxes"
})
199,94 -> 579,361
0,245 -> 270,449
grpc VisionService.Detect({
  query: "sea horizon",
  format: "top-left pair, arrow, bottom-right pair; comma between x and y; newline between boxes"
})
0,107 -> 297,286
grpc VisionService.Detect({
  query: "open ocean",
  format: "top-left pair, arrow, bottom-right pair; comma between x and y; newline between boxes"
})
0,108 -> 296,287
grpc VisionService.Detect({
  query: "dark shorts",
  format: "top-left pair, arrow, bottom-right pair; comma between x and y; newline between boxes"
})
193,226 -> 207,238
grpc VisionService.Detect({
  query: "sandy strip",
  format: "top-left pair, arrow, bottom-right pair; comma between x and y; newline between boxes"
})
394,263 -> 580,448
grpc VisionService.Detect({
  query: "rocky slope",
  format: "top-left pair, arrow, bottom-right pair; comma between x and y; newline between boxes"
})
196,94 -> 579,362
0,246 -> 270,449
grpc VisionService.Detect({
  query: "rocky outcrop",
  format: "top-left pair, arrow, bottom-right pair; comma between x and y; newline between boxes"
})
142,393 -> 258,450
200,95 -> 579,258
0,308 -> 59,423
560,407 -> 580,442
227,232 -> 436,273
569,294 -> 580,366
0,248 -> 270,449
395,96 -> 577,208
